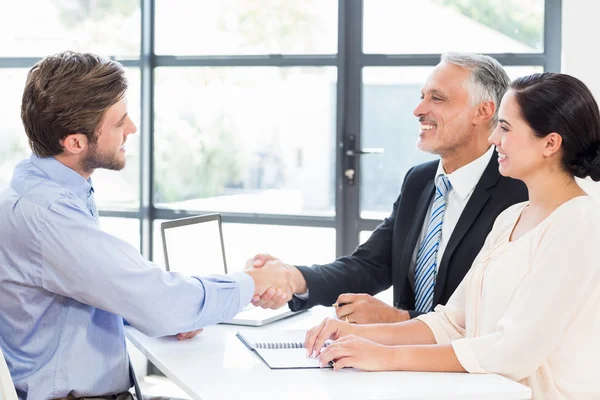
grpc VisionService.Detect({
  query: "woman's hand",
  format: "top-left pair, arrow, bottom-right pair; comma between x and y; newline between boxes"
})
318,335 -> 394,371
305,317 -> 359,357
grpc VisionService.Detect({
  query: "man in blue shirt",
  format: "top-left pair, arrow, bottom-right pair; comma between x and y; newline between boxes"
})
0,51 -> 301,399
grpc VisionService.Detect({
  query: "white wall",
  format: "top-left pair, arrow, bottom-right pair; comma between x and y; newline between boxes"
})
562,0 -> 600,199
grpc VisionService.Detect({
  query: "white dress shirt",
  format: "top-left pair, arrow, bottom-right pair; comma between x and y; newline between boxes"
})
409,145 -> 495,279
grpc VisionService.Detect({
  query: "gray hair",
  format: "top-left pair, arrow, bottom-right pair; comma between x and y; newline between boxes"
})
441,53 -> 510,125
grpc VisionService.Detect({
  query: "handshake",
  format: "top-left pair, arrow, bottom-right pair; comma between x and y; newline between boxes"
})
243,254 -> 409,325
243,254 -> 307,309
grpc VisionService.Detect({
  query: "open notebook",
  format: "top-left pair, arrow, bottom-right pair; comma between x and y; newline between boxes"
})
236,330 -> 332,369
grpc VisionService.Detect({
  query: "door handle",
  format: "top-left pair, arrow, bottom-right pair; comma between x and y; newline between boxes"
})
345,148 -> 384,156
343,134 -> 384,186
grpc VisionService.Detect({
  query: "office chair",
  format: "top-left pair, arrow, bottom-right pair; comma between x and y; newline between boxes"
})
0,348 -> 17,400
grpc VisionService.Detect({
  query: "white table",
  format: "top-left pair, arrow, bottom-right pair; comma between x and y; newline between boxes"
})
125,307 -> 531,400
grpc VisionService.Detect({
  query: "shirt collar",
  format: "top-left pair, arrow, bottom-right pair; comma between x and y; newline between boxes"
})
28,153 -> 94,204
435,146 -> 495,200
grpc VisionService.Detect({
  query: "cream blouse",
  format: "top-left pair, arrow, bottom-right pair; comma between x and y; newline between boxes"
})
417,196 -> 600,399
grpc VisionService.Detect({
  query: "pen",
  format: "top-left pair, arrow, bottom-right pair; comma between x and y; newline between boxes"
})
331,302 -> 349,308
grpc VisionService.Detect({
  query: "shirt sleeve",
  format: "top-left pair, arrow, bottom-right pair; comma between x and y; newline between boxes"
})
39,197 -> 254,337
450,204 -> 600,381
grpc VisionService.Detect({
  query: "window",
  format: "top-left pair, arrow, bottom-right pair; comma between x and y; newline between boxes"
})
154,67 -> 337,217
155,0 -> 338,55
0,0 -> 141,57
363,0 -> 544,54
2,0 -> 560,258
0,69 -> 29,190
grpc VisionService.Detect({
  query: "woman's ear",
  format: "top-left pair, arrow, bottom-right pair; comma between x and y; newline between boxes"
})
543,132 -> 563,157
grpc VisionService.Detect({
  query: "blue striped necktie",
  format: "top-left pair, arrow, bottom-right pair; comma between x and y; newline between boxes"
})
414,175 -> 452,313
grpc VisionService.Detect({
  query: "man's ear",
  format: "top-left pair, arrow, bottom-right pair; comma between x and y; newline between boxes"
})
543,132 -> 563,157
60,133 -> 88,155
473,100 -> 496,126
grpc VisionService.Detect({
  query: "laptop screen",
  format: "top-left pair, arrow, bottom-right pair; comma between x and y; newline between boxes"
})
162,218 -> 227,276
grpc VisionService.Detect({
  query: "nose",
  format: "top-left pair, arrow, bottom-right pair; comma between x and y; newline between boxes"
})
413,99 -> 427,118
488,126 -> 500,146
126,118 -> 137,136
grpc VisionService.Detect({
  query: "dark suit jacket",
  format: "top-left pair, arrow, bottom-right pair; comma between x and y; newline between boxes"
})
289,153 -> 528,317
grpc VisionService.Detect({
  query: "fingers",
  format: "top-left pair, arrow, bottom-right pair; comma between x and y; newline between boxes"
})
252,253 -> 276,268
336,293 -> 361,305
176,329 -> 204,341
261,287 -> 277,303
310,319 -> 341,356
187,329 -> 203,339
305,319 -> 329,357
335,302 -> 356,320
331,356 -> 353,371
259,288 -> 289,309
318,345 -> 352,368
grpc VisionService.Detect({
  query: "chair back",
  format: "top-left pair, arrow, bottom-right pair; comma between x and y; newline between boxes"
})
0,347 -> 17,400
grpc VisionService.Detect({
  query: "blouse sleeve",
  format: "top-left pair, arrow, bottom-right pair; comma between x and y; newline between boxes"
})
450,202 -> 600,381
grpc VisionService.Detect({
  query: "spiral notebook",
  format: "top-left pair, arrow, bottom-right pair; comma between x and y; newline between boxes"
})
236,330 -> 332,369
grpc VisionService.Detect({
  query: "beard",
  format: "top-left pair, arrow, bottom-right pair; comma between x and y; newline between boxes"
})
81,141 -> 126,174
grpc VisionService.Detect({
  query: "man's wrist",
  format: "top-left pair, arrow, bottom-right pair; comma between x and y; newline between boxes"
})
287,265 -> 307,295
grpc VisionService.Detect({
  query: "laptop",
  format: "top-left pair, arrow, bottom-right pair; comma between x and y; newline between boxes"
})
160,214 -> 305,326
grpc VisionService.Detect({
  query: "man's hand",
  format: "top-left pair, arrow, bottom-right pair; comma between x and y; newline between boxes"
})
247,253 -> 307,309
334,293 -> 410,324
175,329 -> 203,341
244,256 -> 303,308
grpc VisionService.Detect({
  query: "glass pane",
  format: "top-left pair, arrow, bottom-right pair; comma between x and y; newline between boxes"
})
0,66 -> 140,209
100,216 -> 140,251
152,220 -> 335,274
363,0 -> 544,54
222,224 -> 335,273
360,66 -> 543,220
153,220 -> 167,269
0,0 -> 141,57
154,67 -> 337,217
0,69 -> 30,190
93,68 -> 141,210
359,230 -> 373,245
155,0 -> 338,55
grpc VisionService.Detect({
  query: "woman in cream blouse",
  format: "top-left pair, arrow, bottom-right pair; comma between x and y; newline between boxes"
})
306,72 -> 600,399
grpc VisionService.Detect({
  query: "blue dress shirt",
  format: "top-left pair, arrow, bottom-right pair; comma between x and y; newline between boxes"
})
0,155 -> 254,399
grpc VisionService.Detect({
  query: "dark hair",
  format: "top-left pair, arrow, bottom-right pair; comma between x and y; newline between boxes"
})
510,72 -> 600,181
21,51 -> 128,157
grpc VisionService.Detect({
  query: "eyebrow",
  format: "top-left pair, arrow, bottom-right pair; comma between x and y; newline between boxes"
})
498,119 -> 512,127
421,89 -> 448,99
115,113 -> 128,126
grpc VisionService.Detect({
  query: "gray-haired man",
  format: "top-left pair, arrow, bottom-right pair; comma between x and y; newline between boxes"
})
251,53 -> 529,324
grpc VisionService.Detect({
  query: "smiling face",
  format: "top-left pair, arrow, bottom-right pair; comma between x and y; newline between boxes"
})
488,89 -> 556,180
82,98 -> 137,173
413,62 -> 479,158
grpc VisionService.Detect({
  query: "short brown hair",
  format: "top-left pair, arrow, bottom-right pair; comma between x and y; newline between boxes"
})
21,51 -> 128,157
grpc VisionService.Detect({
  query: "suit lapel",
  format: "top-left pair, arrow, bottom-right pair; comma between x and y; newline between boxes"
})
433,153 -> 501,305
